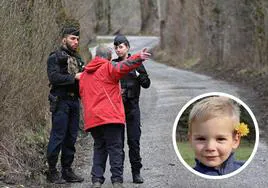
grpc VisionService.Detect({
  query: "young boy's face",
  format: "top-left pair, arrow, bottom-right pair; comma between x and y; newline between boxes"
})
189,116 -> 240,168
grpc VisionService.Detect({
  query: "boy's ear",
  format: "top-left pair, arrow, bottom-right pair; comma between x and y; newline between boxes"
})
232,133 -> 241,150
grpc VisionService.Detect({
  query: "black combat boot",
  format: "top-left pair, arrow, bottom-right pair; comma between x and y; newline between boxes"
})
46,168 -> 66,184
132,173 -> 144,184
62,168 -> 84,183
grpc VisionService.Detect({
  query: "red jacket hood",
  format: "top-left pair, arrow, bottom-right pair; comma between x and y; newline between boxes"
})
84,56 -> 109,73
80,53 -> 143,131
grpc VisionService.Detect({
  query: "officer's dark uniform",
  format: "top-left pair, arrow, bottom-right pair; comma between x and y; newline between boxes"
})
46,39 -> 84,183
113,55 -> 150,181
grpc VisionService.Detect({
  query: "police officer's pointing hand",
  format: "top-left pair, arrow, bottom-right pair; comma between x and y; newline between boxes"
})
140,48 -> 151,61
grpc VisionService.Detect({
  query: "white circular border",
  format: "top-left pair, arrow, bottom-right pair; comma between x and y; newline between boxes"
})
172,92 -> 259,179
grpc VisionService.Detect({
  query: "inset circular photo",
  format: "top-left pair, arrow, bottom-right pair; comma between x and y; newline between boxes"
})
172,92 -> 259,179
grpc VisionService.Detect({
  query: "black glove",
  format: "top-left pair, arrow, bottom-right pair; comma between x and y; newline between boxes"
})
137,74 -> 150,88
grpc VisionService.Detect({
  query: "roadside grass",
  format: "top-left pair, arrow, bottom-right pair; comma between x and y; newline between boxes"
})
176,140 -> 254,167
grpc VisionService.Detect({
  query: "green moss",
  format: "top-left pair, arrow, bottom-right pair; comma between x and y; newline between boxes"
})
22,125 -> 48,149
182,57 -> 200,69
237,68 -> 254,76
257,26 -> 264,35
256,7 -> 264,17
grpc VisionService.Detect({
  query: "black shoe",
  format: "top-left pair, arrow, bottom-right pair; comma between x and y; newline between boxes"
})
133,173 -> 144,184
62,168 -> 84,183
112,182 -> 125,188
46,169 -> 66,184
91,182 -> 102,188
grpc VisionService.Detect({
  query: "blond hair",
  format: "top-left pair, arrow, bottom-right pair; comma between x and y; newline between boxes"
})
188,96 -> 240,133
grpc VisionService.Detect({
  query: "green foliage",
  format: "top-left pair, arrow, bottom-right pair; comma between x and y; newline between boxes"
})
256,6 -> 264,17
22,125 -> 48,150
177,142 -> 195,167
240,105 -> 256,144
182,58 -> 200,69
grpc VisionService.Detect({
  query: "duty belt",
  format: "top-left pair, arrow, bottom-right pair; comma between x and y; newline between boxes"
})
59,92 -> 78,100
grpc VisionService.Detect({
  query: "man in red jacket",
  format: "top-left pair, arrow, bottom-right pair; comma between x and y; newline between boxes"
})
79,45 -> 150,188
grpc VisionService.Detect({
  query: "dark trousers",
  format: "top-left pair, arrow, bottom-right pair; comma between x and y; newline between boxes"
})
91,124 -> 124,184
47,99 -> 80,170
124,98 -> 142,174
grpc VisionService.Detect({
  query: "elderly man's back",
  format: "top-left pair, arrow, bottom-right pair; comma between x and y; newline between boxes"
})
79,45 -> 150,188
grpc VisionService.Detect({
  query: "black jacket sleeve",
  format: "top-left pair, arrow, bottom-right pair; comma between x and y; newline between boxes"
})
136,64 -> 150,88
47,53 -> 75,85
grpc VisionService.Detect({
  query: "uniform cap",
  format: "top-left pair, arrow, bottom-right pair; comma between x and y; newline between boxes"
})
62,27 -> 80,37
113,35 -> 130,47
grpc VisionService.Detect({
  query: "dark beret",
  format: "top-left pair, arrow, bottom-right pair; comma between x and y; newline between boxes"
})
113,35 -> 130,47
62,27 -> 80,37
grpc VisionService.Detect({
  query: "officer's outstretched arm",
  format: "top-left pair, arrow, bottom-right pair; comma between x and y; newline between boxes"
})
109,49 -> 151,82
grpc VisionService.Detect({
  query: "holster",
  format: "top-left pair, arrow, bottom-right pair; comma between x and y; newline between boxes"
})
48,94 -> 59,113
